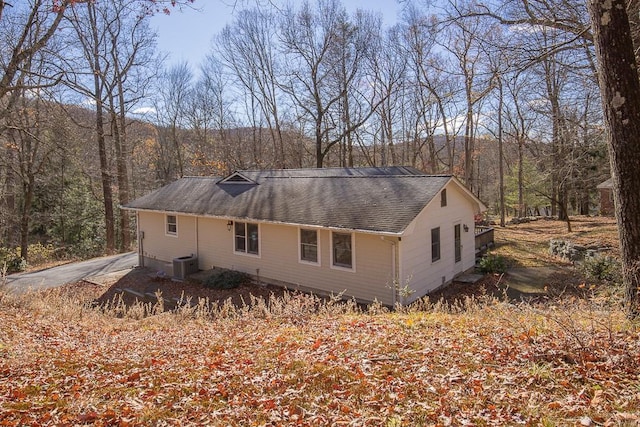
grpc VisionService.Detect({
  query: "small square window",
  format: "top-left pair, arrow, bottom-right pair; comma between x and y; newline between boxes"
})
166,215 -> 177,235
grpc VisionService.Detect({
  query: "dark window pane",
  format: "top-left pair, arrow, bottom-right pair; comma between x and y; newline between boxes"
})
301,229 -> 318,262
454,224 -> 461,263
167,216 -> 177,234
431,227 -> 440,262
235,222 -> 246,252
333,232 -> 352,268
247,223 -> 259,255
301,229 -> 317,245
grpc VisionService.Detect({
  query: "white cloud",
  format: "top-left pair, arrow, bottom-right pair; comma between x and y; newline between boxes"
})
132,106 -> 156,115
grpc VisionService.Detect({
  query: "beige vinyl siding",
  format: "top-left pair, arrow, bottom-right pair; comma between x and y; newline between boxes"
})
196,218 -> 396,305
138,211 -> 197,274
400,181 -> 477,304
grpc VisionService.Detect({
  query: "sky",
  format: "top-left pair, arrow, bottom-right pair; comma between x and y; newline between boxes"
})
150,0 -> 403,70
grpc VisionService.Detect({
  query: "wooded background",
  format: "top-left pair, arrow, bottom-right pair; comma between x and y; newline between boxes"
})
0,0 -> 611,262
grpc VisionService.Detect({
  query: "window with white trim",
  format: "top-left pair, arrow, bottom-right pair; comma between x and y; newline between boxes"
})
332,232 -> 353,269
235,221 -> 259,255
166,215 -> 177,236
300,229 -> 319,263
441,189 -> 447,207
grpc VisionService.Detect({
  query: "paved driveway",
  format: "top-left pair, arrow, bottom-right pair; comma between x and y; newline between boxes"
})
3,252 -> 138,294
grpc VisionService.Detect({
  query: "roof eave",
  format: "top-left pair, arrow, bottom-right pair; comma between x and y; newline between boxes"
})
121,207 -> 404,236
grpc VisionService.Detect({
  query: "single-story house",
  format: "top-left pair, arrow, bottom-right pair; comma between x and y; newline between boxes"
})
123,167 -> 487,305
597,178 -> 614,216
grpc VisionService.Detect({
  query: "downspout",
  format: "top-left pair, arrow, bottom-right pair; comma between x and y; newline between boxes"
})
195,217 -> 199,269
382,236 -> 400,307
391,240 -> 397,307
137,212 -> 144,268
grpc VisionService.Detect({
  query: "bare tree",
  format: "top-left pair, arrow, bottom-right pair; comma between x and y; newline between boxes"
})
64,0 -> 160,252
441,1 -> 497,190
2,69 -> 62,260
0,0 -> 75,133
328,9 -> 382,167
188,55 -> 238,174
402,5 -> 459,172
102,0 -> 158,251
0,0 -> 193,135
218,8 -> 286,168
369,24 -> 407,166
153,62 -> 193,181
280,0 -> 382,168
63,2 -> 117,253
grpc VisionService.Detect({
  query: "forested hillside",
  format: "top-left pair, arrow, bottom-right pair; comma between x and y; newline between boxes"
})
0,0 -> 614,265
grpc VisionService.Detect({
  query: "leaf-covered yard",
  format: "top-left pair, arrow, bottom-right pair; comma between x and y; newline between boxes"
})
1,217 -> 639,426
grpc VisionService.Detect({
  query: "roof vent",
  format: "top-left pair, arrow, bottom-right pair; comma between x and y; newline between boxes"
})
219,171 -> 256,184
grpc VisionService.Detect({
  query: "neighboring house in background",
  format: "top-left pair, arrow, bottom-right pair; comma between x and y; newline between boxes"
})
123,167 -> 487,305
597,178 -> 614,216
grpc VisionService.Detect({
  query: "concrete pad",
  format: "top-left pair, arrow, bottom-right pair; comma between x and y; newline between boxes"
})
84,268 -> 133,286
455,273 -> 485,284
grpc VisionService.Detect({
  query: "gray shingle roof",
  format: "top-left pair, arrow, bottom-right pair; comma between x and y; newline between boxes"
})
124,169 -> 453,234
237,166 -> 425,179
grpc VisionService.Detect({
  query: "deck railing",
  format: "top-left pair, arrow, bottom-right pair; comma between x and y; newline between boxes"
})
474,226 -> 495,254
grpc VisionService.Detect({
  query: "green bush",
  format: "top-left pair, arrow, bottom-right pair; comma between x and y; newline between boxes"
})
0,247 -> 28,274
478,253 -> 507,274
17,243 -> 57,265
581,254 -> 621,284
204,270 -> 251,290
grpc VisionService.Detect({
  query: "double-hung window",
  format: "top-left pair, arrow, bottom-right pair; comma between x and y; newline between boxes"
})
235,221 -> 259,255
166,215 -> 177,236
332,232 -> 353,269
300,229 -> 319,263
431,227 -> 441,262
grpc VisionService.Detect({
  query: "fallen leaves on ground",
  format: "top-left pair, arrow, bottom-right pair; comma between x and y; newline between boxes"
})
493,216 -> 619,268
1,292 -> 638,426
2,217 -> 636,426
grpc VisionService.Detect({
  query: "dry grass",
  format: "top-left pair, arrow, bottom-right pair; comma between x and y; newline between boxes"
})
1,216 -> 638,426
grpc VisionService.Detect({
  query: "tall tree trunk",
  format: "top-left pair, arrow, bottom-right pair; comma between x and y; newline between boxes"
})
3,143 -> 16,247
463,102 -> 474,189
97,102 -> 115,254
110,102 -> 130,251
88,4 -> 115,253
518,137 -> 524,218
19,178 -> 34,261
497,78 -> 505,227
588,0 -> 640,317
316,107 -> 324,168
117,94 -> 131,251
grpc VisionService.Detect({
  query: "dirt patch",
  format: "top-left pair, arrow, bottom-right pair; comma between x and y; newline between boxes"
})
41,267 -> 291,309
91,267 -> 289,308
